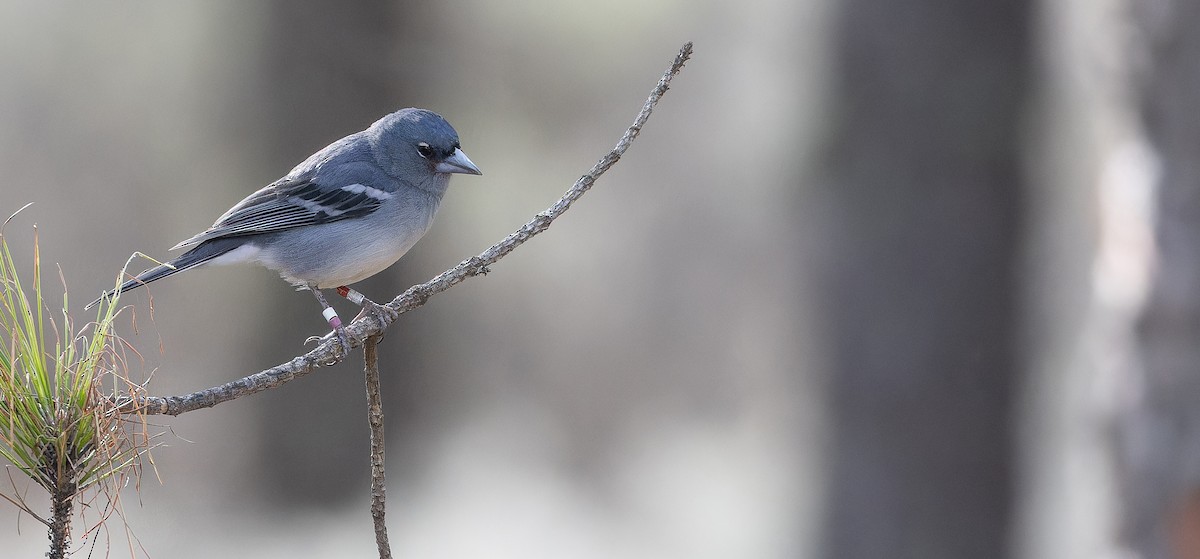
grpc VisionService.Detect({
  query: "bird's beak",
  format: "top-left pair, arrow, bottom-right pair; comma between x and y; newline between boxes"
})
435,148 -> 482,175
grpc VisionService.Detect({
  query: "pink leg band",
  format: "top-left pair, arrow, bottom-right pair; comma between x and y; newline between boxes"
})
322,307 -> 342,328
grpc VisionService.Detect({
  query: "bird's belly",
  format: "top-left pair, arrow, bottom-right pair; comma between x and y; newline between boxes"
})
258,217 -> 430,288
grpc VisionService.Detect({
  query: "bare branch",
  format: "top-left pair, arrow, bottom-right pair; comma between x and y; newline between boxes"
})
363,335 -> 391,558
118,41 -> 693,417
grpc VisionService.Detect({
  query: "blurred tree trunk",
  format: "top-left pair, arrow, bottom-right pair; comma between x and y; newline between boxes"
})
1013,0 -> 1145,557
246,0 -> 441,508
812,2 -> 1031,558
1125,0 -> 1200,556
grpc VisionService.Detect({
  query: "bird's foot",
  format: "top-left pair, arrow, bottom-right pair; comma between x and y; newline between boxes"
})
338,286 -> 398,325
307,285 -> 353,355
304,326 -> 354,356
353,298 -> 399,325
333,325 -> 354,355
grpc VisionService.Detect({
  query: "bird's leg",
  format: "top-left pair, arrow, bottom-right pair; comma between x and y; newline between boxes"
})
336,286 -> 399,325
308,285 -> 353,354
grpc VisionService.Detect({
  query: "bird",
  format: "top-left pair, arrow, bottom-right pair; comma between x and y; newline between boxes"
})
86,108 -> 482,353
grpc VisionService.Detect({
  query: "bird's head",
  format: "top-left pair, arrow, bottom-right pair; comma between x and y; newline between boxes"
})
370,108 -> 482,185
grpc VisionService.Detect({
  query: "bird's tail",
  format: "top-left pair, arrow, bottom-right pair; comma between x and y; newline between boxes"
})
85,237 -> 244,311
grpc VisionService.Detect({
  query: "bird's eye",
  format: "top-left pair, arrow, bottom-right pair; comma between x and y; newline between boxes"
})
416,143 -> 434,159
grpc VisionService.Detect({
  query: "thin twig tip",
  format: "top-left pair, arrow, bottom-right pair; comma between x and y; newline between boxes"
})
677,42 -> 694,66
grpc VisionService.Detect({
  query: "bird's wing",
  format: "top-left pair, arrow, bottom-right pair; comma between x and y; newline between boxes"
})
170,175 -> 390,250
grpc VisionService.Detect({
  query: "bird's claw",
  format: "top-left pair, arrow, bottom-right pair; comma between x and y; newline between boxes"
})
333,326 -> 354,355
304,327 -> 354,356
353,299 -> 399,325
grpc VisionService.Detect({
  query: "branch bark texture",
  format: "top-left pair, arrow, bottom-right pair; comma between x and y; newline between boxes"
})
117,42 -> 692,416
47,478 -> 74,559
363,334 -> 391,559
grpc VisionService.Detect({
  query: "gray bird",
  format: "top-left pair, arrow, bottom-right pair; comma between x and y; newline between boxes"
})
86,108 -> 481,352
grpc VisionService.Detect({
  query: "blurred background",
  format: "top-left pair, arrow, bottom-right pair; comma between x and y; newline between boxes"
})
0,0 -> 1195,557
